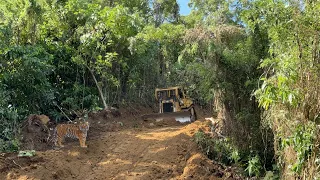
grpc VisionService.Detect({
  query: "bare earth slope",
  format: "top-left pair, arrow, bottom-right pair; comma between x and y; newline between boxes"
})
0,107 -> 240,180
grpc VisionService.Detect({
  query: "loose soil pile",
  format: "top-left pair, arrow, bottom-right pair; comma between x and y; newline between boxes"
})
0,105 -> 242,180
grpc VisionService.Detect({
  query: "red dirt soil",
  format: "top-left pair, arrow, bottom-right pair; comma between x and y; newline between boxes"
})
0,105 -> 241,180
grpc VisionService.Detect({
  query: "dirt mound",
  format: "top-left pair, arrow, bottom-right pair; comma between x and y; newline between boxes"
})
181,152 -> 242,179
20,115 -> 53,151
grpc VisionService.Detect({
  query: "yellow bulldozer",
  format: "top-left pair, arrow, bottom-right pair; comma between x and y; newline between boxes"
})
142,86 -> 197,122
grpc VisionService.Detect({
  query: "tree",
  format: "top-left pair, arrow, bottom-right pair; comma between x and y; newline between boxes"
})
240,0 -> 320,178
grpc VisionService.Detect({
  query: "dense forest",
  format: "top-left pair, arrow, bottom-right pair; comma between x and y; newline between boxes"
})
0,0 -> 319,179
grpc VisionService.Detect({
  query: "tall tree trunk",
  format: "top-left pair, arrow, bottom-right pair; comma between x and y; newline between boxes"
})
121,70 -> 129,100
158,44 -> 166,87
153,1 -> 163,28
153,1 -> 166,87
86,65 -> 108,109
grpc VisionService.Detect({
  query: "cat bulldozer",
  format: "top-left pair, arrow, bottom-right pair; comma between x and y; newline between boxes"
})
142,86 -> 197,123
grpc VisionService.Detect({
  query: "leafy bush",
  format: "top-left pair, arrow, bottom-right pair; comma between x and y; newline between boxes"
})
263,171 -> 280,180
280,122 -> 316,174
194,131 -> 239,165
1,45 -> 55,115
60,83 -> 99,111
194,130 -> 268,177
245,155 -> 262,177
0,88 -> 21,152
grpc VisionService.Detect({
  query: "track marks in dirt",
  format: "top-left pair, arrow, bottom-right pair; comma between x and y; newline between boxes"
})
86,127 -> 192,180
1,121 -> 230,180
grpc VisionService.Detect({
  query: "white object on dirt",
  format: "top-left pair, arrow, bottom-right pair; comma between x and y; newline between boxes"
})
205,117 -> 214,121
18,150 -> 36,157
175,116 -> 191,123
205,117 -> 217,125
156,118 -> 164,122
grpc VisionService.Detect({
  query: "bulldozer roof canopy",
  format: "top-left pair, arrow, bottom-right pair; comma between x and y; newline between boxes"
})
155,86 -> 182,92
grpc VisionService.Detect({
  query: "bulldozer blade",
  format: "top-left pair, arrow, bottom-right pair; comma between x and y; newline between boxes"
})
141,111 -> 193,123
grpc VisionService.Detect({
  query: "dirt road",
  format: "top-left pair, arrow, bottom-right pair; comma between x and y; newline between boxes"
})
1,108 -> 239,180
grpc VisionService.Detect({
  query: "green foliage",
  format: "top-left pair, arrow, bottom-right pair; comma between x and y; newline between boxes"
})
263,171 -> 280,180
194,131 -> 239,165
189,0 -> 232,25
230,149 -> 241,164
0,87 -> 21,152
1,45 -> 55,114
0,0 -> 187,152
245,155 -> 262,177
177,11 -> 271,174
194,130 -> 266,177
1,2 -> 317,179
280,122 -> 316,174
60,83 -> 99,110
241,0 -> 320,178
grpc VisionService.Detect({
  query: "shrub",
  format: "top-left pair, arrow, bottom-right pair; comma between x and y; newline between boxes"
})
194,131 -> 238,165
0,106 -> 21,152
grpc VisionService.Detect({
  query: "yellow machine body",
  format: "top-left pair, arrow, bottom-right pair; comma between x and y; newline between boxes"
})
155,86 -> 194,113
140,86 -> 197,122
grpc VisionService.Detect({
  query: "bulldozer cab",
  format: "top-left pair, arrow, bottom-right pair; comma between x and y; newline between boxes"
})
141,87 -> 196,123
155,87 -> 193,113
